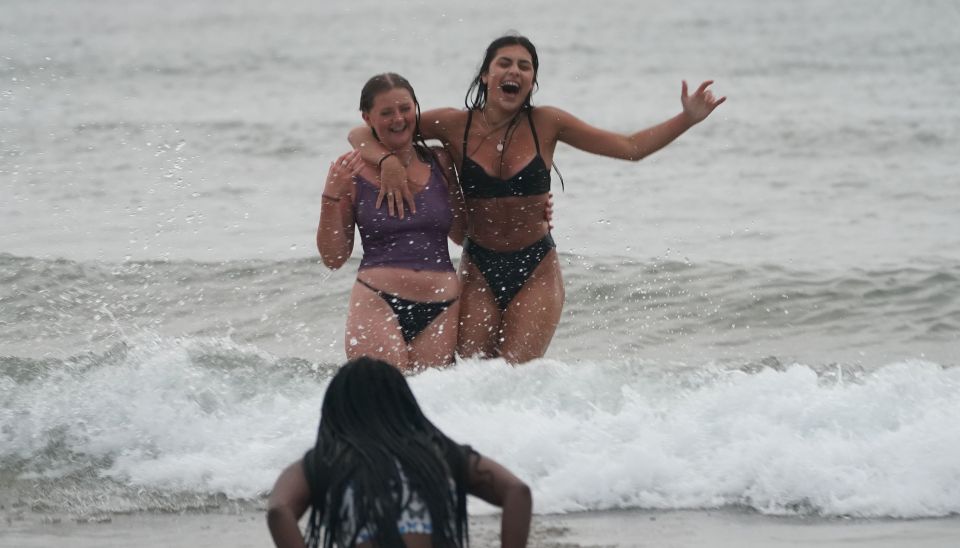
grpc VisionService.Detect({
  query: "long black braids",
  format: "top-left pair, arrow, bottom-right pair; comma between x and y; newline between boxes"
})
303,358 -> 472,548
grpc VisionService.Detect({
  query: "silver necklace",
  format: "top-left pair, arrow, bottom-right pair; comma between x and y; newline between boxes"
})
481,109 -> 510,152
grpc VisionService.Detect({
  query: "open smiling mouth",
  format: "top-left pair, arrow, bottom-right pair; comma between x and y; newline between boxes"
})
500,82 -> 521,96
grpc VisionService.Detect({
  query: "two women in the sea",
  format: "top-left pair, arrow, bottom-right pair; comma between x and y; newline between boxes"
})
349,33 -> 725,365
267,357 -> 532,548
318,71 -> 554,371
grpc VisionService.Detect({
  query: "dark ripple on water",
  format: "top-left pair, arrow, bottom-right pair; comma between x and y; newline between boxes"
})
561,256 -> 959,359
0,253 -> 349,359
2,252 -> 957,362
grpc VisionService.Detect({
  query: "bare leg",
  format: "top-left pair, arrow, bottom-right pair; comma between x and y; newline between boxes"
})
408,300 -> 460,369
456,255 -> 503,359
344,283 -> 408,368
498,250 -> 564,364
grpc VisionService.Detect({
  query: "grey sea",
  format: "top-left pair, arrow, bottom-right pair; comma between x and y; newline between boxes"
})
2,0 -> 959,546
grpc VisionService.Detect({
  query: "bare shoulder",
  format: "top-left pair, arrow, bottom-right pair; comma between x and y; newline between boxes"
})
531,105 -> 573,135
268,458 -> 311,508
532,105 -> 569,119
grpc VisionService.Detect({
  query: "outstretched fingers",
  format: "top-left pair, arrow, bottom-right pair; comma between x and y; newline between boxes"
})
374,186 -> 386,210
374,159 -> 414,218
695,79 -> 715,96
698,80 -> 726,109
681,79 -> 726,122
401,188 -> 417,218
377,187 -> 395,217
379,187 -> 408,218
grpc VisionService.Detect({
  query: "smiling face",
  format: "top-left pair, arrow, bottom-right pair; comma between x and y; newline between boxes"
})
362,87 -> 417,151
481,44 -> 537,111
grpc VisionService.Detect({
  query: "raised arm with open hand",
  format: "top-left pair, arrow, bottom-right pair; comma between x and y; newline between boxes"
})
681,79 -> 726,124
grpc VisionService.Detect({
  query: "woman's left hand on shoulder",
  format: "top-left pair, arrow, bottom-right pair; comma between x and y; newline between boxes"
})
681,80 -> 726,124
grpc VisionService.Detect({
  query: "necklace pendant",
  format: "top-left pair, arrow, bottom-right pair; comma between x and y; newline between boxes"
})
496,142 -> 504,152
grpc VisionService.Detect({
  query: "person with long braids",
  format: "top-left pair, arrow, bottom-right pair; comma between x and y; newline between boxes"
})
266,357 -> 532,548
318,73 -> 466,370
349,34 -> 725,364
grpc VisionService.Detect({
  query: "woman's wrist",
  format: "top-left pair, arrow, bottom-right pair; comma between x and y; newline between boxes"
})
679,109 -> 699,127
379,153 -> 405,172
377,151 -> 397,169
322,186 -> 349,202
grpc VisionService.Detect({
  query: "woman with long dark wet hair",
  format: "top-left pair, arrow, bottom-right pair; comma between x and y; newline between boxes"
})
266,357 -> 532,548
350,34 -> 724,364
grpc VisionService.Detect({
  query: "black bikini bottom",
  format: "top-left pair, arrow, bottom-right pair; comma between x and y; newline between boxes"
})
357,279 -> 457,343
463,234 -> 556,311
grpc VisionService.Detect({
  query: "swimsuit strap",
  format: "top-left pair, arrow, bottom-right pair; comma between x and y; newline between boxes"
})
462,109 -> 474,162
464,106 -> 561,191
357,277 -> 458,306
527,106 -> 564,191
526,107 -> 542,157
356,278 -> 385,297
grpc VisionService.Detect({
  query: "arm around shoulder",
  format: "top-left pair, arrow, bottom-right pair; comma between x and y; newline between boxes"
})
419,107 -> 465,144
346,106 -> 462,160
348,125 -> 394,166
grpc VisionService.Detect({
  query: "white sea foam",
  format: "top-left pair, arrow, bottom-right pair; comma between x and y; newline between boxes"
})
418,358 -> 960,518
3,336 -> 958,518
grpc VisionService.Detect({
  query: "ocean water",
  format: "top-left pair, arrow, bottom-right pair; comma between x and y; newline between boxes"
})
2,0 -> 959,521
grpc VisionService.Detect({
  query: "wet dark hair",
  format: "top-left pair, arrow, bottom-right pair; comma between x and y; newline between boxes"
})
359,72 -> 431,162
304,357 -> 471,548
463,35 -> 564,188
465,34 -> 539,111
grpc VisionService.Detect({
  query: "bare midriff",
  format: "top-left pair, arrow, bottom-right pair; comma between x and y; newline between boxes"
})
465,195 -> 550,251
357,267 -> 460,302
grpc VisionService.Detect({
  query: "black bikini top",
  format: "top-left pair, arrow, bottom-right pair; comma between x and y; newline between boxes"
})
460,108 -> 552,199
